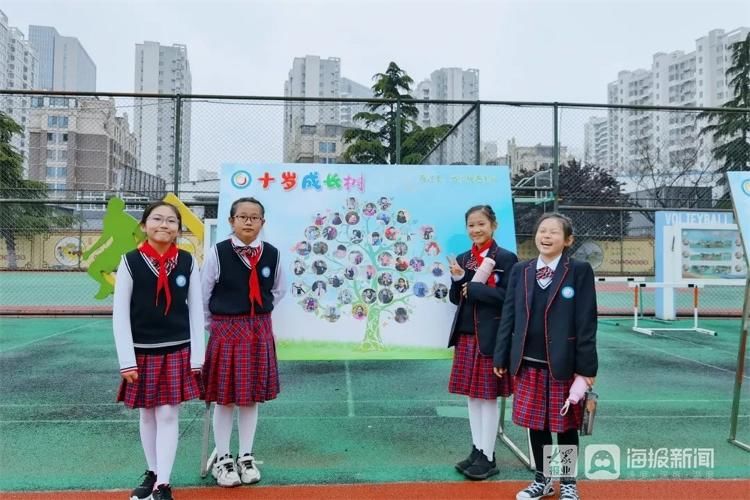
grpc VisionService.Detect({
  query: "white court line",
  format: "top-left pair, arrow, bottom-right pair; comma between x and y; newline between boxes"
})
344,359 -> 355,417
653,332 -> 739,355
0,320 -> 105,354
612,332 -> 750,379
1,414 -> 747,424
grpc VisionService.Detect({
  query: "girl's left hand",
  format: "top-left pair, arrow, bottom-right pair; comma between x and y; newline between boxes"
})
461,282 -> 468,298
576,373 -> 595,387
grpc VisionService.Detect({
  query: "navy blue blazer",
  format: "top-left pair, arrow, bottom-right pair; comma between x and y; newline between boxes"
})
448,242 -> 518,356
493,252 -> 598,380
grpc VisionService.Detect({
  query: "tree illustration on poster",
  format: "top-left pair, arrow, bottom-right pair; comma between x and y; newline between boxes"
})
290,195 -> 449,349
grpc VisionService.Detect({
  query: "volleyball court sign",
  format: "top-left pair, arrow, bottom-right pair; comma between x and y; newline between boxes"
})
217,164 -> 515,357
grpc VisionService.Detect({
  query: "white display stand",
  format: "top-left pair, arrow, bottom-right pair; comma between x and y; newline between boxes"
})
654,211 -> 744,320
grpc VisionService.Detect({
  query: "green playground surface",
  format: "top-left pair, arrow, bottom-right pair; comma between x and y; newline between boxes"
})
0,316 -> 748,492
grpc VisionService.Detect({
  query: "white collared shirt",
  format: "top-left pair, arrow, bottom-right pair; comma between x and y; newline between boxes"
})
201,235 -> 287,330
536,254 -> 562,289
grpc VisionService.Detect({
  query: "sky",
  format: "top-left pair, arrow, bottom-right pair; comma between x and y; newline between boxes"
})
5,0 -> 748,101
3,0 -> 748,175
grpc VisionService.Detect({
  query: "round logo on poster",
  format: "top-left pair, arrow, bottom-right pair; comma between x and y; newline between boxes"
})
231,170 -> 252,189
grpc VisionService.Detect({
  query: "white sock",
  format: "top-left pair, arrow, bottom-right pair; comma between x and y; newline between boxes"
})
238,404 -> 259,456
479,399 -> 499,460
467,398 -> 483,450
154,404 -> 180,486
213,404 -> 234,457
138,408 -> 157,472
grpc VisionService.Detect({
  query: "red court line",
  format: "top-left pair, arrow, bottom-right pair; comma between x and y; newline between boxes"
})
2,479 -> 749,500
0,306 -> 111,316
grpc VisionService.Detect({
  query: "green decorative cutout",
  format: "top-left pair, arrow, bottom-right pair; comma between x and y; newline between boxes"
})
82,198 -> 145,299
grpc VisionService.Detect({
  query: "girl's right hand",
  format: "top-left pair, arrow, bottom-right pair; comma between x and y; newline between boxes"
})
447,256 -> 463,277
493,367 -> 507,378
121,369 -> 138,383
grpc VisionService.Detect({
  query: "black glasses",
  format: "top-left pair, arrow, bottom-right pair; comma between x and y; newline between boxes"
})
147,215 -> 180,226
233,215 -> 263,224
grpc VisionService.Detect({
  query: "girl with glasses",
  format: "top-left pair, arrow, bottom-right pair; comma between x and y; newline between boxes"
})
113,201 -> 205,500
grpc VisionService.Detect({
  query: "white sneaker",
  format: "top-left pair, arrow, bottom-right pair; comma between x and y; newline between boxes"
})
237,453 -> 261,484
211,454 -> 241,487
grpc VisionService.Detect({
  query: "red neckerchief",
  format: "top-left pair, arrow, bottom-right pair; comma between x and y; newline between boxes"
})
470,239 -> 496,287
233,242 -> 263,315
139,241 -> 179,315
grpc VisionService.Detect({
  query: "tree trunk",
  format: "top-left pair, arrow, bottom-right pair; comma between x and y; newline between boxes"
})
361,307 -> 383,350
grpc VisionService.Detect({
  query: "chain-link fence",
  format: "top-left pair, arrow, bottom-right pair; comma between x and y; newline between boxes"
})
0,90 -> 747,315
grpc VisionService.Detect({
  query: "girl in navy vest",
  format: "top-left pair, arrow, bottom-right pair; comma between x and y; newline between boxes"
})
113,201 -> 205,500
494,213 -> 597,500
447,205 -> 518,480
202,197 -> 286,488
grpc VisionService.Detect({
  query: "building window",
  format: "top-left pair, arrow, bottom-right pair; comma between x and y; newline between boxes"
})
319,142 -> 336,153
46,166 -> 66,178
301,125 -> 316,135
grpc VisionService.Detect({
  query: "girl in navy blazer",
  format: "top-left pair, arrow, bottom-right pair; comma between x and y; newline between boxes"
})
494,213 -> 597,500
447,205 -> 518,480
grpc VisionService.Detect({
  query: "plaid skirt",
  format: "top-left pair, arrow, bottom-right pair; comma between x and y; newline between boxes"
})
512,363 -> 583,432
203,313 -> 279,405
117,345 -> 201,409
448,333 -> 513,400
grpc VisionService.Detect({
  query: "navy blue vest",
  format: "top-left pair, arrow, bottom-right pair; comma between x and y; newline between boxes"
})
124,249 -> 192,350
209,239 -> 279,315
524,281 -> 550,362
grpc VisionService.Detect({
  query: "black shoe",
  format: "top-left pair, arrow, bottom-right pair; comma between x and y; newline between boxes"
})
151,484 -> 173,500
516,472 -> 554,499
455,445 -> 481,473
462,452 -> 499,480
130,470 -> 156,500
559,481 -> 580,500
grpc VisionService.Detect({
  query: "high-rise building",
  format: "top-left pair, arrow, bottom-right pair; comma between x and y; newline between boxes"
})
284,55 -> 341,162
0,10 -> 38,175
584,117 -> 609,167
133,42 -> 192,184
283,56 -> 371,163
605,27 -> 748,185
415,68 -> 479,164
28,25 -> 96,92
340,76 -> 371,127
27,96 -> 163,196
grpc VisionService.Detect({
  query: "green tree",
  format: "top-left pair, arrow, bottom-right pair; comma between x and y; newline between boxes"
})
699,33 -> 750,183
0,112 -> 77,269
342,62 -> 451,164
